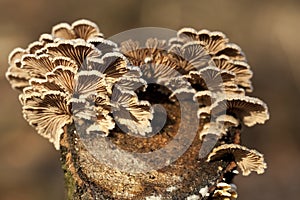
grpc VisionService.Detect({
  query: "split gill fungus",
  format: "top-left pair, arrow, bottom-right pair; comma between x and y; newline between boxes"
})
6,19 -> 269,200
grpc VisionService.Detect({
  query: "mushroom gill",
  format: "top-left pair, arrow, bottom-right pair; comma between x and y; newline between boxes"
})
207,144 -> 267,176
7,19 -> 153,149
6,19 -> 270,199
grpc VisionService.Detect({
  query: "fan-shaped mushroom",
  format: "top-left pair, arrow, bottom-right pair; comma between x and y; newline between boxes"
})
212,182 -> 238,200
207,144 -> 267,176
52,19 -> 103,40
211,94 -> 269,126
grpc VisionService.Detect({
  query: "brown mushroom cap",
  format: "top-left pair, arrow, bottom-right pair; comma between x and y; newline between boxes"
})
210,94 -> 269,126
120,38 -> 167,67
194,90 -> 213,107
21,54 -> 55,78
199,122 -> 227,140
22,91 -> 72,149
207,144 -> 267,176
212,55 -> 253,92
111,86 -> 153,136
186,66 -> 236,92
168,41 -> 210,73
52,19 -> 103,40
73,69 -> 108,99
176,28 -> 246,61
212,182 -> 238,199
6,48 -> 31,91
45,39 -> 101,68
215,114 -> 240,128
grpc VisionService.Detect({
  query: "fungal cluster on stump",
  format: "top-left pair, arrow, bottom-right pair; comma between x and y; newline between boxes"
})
6,19 -> 269,200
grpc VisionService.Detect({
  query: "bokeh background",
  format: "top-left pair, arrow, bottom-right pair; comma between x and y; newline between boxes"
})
0,0 -> 299,199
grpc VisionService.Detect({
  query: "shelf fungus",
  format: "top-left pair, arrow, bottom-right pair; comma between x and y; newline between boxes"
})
212,182 -> 238,200
6,19 -> 269,199
7,19 -> 152,149
207,144 -> 267,176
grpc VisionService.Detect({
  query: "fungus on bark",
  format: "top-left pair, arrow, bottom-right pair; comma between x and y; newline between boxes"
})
7,20 -> 152,150
6,19 -> 269,199
207,144 -> 267,176
212,182 -> 238,200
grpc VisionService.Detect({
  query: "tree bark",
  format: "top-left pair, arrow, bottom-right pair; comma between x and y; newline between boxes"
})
60,101 -> 236,200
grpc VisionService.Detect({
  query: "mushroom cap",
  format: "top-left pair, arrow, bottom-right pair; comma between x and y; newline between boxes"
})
45,39 -> 101,68
207,144 -> 267,176
186,66 -> 236,92
210,94 -> 269,126
176,28 -> 246,61
212,55 -> 253,92
21,54 -> 55,78
215,114 -> 240,128
168,41 -> 210,73
6,48 -> 31,91
213,182 -> 238,199
193,90 -> 213,106
120,38 -> 167,67
199,122 -> 227,140
52,19 -> 103,40
111,86 -> 153,136
22,91 -> 72,150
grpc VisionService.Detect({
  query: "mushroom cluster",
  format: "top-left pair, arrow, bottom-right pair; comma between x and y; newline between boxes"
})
6,19 -> 153,150
6,19 -> 269,199
120,27 -> 269,167
118,27 -> 269,198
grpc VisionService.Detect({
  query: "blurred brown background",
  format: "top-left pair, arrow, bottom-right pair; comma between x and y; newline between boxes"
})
0,0 -> 299,199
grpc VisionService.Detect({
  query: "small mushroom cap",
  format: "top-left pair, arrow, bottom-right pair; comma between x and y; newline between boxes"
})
87,37 -> 118,54
215,114 -> 240,128
111,86 -> 153,136
38,33 -> 54,44
140,58 -> 179,82
186,66 -> 236,92
145,38 -> 167,53
207,144 -> 267,176
168,41 -> 210,73
71,96 -> 114,136
193,90 -> 213,106
120,38 -> 167,67
21,54 -> 55,78
213,182 -> 238,199
211,94 -> 269,126
195,29 -> 229,55
6,66 -> 31,91
6,48 -> 31,91
169,87 -> 196,102
176,28 -> 246,61
121,38 -> 181,85
197,106 -> 211,119
86,52 -> 129,88
73,70 -> 107,99
199,122 -> 226,140
27,41 -> 45,54
52,19 -> 103,40
45,39 -> 101,68
114,68 -> 147,92
22,91 -> 72,150
45,66 -> 77,93
120,39 -> 141,65
177,27 -> 199,41
212,55 -> 253,92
